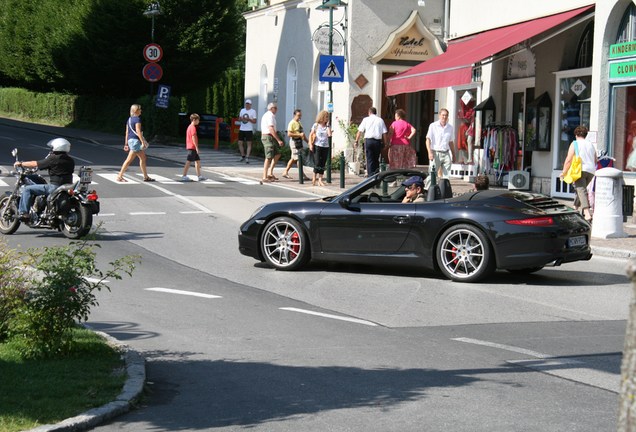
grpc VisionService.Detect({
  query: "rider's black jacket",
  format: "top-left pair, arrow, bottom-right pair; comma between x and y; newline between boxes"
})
37,152 -> 75,186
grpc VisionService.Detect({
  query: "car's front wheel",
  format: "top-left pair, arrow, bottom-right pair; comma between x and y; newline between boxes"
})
261,217 -> 309,270
436,224 -> 494,282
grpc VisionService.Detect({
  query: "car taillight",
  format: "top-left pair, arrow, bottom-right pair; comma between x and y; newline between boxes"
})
505,216 -> 554,226
87,192 -> 98,201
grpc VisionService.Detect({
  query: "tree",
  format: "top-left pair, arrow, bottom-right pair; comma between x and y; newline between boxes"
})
0,0 -> 246,98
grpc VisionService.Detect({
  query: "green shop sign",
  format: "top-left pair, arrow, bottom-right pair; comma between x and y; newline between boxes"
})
610,41 -> 636,59
610,60 -> 636,80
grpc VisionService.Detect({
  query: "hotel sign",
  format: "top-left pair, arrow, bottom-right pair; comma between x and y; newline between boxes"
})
384,31 -> 437,62
610,41 -> 636,59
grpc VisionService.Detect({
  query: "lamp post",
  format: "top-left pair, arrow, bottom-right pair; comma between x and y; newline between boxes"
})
316,0 -> 346,184
143,1 -> 162,42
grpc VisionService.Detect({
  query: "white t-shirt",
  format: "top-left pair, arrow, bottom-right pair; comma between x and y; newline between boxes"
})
239,108 -> 256,132
575,138 -> 597,174
260,110 -> 277,134
358,114 -> 387,140
426,120 -> 454,151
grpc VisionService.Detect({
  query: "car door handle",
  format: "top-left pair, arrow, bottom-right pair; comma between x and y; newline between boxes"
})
393,215 -> 411,224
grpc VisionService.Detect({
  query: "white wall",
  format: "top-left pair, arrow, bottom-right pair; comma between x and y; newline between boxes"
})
449,0 -> 592,38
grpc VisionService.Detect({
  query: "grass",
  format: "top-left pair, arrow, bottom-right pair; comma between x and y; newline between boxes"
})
0,327 -> 126,432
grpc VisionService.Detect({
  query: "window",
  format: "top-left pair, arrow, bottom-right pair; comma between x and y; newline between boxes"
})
576,22 -> 594,68
617,3 -> 636,43
286,58 -> 298,127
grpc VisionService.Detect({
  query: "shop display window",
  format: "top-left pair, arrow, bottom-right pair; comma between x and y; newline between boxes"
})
611,85 -> 636,172
525,92 -> 552,151
455,89 -> 477,164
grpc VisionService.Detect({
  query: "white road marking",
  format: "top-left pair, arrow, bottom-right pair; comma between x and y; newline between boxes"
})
97,173 -> 140,184
130,211 -> 166,216
452,337 -> 619,393
135,173 -> 180,184
218,173 -> 262,185
96,213 -> 115,216
179,210 -> 208,214
452,337 -> 552,358
84,277 -> 109,284
279,307 -> 378,326
0,178 -> 9,187
145,287 -> 221,299
180,175 -> 223,184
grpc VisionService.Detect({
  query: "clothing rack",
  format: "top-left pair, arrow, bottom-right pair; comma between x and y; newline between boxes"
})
481,123 -> 519,183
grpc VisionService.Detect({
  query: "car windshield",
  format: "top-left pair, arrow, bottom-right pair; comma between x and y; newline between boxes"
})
349,173 -> 422,203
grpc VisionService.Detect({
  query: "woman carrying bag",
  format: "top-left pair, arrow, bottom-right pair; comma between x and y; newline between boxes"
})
560,125 -> 597,222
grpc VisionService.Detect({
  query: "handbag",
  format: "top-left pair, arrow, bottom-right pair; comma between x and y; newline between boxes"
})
293,137 -> 303,149
563,141 -> 582,184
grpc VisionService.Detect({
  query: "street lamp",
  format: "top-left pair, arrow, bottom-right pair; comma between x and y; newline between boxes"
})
143,1 -> 162,43
316,0 -> 347,183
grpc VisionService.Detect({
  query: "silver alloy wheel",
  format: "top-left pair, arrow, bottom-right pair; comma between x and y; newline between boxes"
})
438,226 -> 489,281
261,218 -> 306,270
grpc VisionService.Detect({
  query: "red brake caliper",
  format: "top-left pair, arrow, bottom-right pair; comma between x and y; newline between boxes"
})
290,232 -> 300,256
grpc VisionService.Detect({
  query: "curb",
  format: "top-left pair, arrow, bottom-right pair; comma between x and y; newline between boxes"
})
25,330 -> 145,432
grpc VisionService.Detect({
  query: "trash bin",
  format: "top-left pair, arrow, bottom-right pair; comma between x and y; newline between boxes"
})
592,167 -> 627,239
623,184 -> 635,221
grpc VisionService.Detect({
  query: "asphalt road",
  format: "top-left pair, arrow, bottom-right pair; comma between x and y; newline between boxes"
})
0,123 -> 630,431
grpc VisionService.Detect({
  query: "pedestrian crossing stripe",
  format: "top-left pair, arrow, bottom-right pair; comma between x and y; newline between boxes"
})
97,173 -> 140,184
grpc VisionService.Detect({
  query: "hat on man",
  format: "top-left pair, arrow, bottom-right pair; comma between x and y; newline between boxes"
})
402,176 -> 424,188
245,99 -> 252,105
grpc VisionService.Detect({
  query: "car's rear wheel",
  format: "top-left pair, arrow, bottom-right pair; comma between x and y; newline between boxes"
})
436,224 -> 494,282
261,217 -> 308,270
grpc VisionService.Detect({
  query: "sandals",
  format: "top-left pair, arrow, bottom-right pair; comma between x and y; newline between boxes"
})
143,177 -> 156,182
260,178 -> 271,184
116,176 -> 128,182
282,174 -> 292,179
267,175 -> 279,181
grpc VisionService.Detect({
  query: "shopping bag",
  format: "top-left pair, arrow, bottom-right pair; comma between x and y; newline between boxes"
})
563,141 -> 582,184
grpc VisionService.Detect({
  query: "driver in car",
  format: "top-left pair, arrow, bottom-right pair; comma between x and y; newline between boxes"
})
401,176 -> 426,203
14,138 -> 75,221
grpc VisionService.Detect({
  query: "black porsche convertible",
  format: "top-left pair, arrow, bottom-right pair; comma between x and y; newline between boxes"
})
238,169 -> 592,283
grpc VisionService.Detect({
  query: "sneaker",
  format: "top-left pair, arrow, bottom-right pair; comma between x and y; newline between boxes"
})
181,175 -> 192,182
239,156 -> 245,163
245,158 -> 250,164
198,176 -> 207,181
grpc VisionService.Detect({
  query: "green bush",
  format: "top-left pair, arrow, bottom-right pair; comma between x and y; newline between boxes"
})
7,241 -> 140,358
0,240 -> 30,342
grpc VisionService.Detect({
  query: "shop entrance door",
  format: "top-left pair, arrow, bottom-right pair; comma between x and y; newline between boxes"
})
506,78 -> 535,170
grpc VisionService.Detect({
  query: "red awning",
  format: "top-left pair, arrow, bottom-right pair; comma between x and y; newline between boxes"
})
385,5 -> 594,96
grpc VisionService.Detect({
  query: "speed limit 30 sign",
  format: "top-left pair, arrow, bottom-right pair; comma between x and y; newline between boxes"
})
143,43 -> 163,63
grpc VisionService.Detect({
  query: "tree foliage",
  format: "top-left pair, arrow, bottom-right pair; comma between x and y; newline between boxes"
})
0,0 -> 246,98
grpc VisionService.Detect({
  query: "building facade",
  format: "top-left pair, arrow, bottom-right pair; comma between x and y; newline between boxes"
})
244,0 -> 636,198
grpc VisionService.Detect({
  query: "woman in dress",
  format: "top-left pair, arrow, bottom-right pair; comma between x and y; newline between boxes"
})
387,109 -> 417,170
117,104 -> 154,182
560,125 -> 597,222
309,110 -> 332,186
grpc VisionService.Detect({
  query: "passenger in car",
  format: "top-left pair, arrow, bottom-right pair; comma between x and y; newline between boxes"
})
401,176 -> 426,203
473,174 -> 489,191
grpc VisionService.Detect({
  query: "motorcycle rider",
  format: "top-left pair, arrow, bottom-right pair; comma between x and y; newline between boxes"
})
13,138 -> 75,220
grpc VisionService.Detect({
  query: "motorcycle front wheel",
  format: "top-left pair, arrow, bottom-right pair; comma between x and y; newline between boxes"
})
0,196 -> 20,235
61,202 -> 92,239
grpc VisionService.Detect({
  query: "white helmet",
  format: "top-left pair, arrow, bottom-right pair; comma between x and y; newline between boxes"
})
47,138 -> 71,153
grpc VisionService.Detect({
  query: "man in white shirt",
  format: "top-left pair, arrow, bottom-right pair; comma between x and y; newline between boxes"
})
260,102 -> 285,182
425,108 -> 454,189
238,99 -> 257,163
355,107 -> 388,176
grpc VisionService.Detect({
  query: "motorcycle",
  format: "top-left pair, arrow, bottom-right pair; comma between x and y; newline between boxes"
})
0,148 -> 100,239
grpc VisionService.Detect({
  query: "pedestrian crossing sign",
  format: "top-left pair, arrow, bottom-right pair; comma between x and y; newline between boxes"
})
319,55 -> 345,83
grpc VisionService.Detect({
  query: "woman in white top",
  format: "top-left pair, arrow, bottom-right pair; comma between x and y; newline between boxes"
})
560,125 -> 597,222
309,110 -> 332,186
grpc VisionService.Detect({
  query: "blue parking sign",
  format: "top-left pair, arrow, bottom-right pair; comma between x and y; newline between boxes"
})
155,84 -> 171,109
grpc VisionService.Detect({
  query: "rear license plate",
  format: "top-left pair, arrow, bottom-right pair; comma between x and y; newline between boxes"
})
567,235 -> 587,248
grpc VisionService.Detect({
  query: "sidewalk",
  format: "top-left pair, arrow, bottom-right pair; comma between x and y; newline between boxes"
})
2,116 -> 635,259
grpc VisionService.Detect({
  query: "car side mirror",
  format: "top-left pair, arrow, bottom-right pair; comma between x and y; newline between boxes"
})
339,195 -> 351,208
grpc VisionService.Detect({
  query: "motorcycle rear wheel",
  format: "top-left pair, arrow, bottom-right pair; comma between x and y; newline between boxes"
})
61,202 -> 92,239
0,196 -> 20,235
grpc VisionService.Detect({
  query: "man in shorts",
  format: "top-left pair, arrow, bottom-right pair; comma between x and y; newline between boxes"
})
260,102 -> 284,182
181,113 -> 207,181
238,99 -> 257,164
